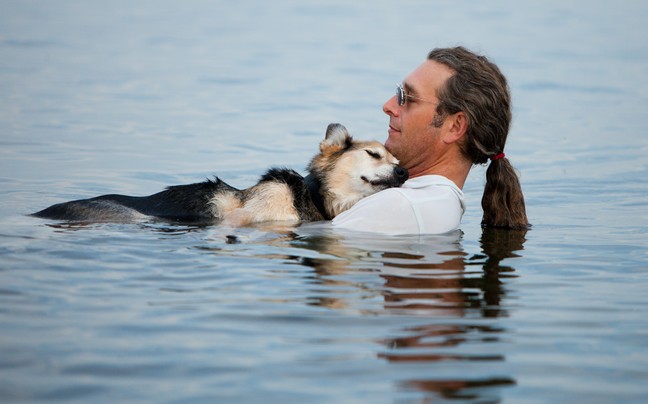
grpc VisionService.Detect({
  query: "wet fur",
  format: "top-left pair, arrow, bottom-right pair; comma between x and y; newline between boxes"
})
32,124 -> 408,226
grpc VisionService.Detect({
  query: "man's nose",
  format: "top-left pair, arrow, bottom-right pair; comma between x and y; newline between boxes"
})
383,95 -> 399,117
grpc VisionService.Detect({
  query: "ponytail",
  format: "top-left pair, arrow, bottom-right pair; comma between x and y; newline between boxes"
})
481,157 -> 529,230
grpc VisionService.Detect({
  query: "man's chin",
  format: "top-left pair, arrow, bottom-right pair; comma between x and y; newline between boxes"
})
384,138 -> 399,157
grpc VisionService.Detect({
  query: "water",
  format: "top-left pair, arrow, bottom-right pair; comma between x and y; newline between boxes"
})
1,1 -> 647,402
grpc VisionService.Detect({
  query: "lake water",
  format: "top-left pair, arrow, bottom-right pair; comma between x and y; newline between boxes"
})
1,1 -> 647,402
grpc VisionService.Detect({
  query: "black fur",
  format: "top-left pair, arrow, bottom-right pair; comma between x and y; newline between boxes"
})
32,179 -> 232,222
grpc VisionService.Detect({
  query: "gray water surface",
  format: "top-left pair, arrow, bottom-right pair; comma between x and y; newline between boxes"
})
1,1 -> 647,402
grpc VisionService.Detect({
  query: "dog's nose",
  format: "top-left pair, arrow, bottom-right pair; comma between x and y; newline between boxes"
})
394,166 -> 408,183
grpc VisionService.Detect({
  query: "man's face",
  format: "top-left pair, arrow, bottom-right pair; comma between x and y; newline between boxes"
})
383,60 -> 455,175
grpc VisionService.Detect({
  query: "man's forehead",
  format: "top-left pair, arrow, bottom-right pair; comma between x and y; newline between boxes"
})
404,60 -> 454,95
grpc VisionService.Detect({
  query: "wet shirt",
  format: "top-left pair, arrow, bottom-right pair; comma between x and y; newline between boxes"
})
331,175 -> 465,235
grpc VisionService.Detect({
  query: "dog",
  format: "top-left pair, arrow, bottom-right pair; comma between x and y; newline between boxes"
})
32,123 -> 408,225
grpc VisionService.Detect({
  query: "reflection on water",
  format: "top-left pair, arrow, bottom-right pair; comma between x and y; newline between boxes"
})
379,229 -> 526,400
236,226 -> 527,401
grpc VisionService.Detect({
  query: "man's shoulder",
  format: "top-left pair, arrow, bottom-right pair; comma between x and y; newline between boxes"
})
339,176 -> 460,215
332,175 -> 465,235
403,175 -> 462,190
351,186 -> 412,209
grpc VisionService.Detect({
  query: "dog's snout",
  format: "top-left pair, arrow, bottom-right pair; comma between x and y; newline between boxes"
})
394,166 -> 408,183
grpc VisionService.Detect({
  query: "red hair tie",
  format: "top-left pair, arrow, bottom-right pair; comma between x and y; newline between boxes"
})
491,152 -> 505,161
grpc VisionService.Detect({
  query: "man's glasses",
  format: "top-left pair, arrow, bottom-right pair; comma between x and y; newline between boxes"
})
396,84 -> 438,106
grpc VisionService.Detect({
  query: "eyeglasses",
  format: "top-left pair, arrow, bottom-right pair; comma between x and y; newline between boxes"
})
396,84 -> 438,106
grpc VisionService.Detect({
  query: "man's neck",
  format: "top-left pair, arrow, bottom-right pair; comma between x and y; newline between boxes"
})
408,158 -> 471,189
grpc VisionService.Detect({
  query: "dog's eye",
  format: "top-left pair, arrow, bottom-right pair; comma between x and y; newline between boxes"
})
365,150 -> 382,159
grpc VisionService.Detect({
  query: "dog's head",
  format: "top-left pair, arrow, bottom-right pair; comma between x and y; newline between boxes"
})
308,123 -> 408,218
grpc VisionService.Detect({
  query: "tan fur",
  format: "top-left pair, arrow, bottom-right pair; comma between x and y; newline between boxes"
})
209,192 -> 242,219
220,182 -> 300,226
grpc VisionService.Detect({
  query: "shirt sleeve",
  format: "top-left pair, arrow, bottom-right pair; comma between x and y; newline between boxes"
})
331,189 -> 419,235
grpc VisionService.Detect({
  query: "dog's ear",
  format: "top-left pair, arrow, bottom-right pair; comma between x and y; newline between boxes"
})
320,123 -> 352,154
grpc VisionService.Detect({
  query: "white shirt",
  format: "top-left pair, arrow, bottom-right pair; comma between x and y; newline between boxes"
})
331,175 -> 465,235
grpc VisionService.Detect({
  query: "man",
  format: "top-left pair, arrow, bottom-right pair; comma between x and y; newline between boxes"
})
332,47 -> 529,235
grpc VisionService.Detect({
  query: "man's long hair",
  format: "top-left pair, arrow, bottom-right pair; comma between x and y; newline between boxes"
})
428,47 -> 529,230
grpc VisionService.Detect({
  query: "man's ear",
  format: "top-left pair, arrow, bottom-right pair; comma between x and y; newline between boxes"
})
443,112 -> 468,144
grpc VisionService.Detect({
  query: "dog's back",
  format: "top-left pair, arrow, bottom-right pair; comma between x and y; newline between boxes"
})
32,180 -> 235,223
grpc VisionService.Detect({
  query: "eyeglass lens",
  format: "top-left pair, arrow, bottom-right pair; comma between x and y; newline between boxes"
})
397,85 -> 405,106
